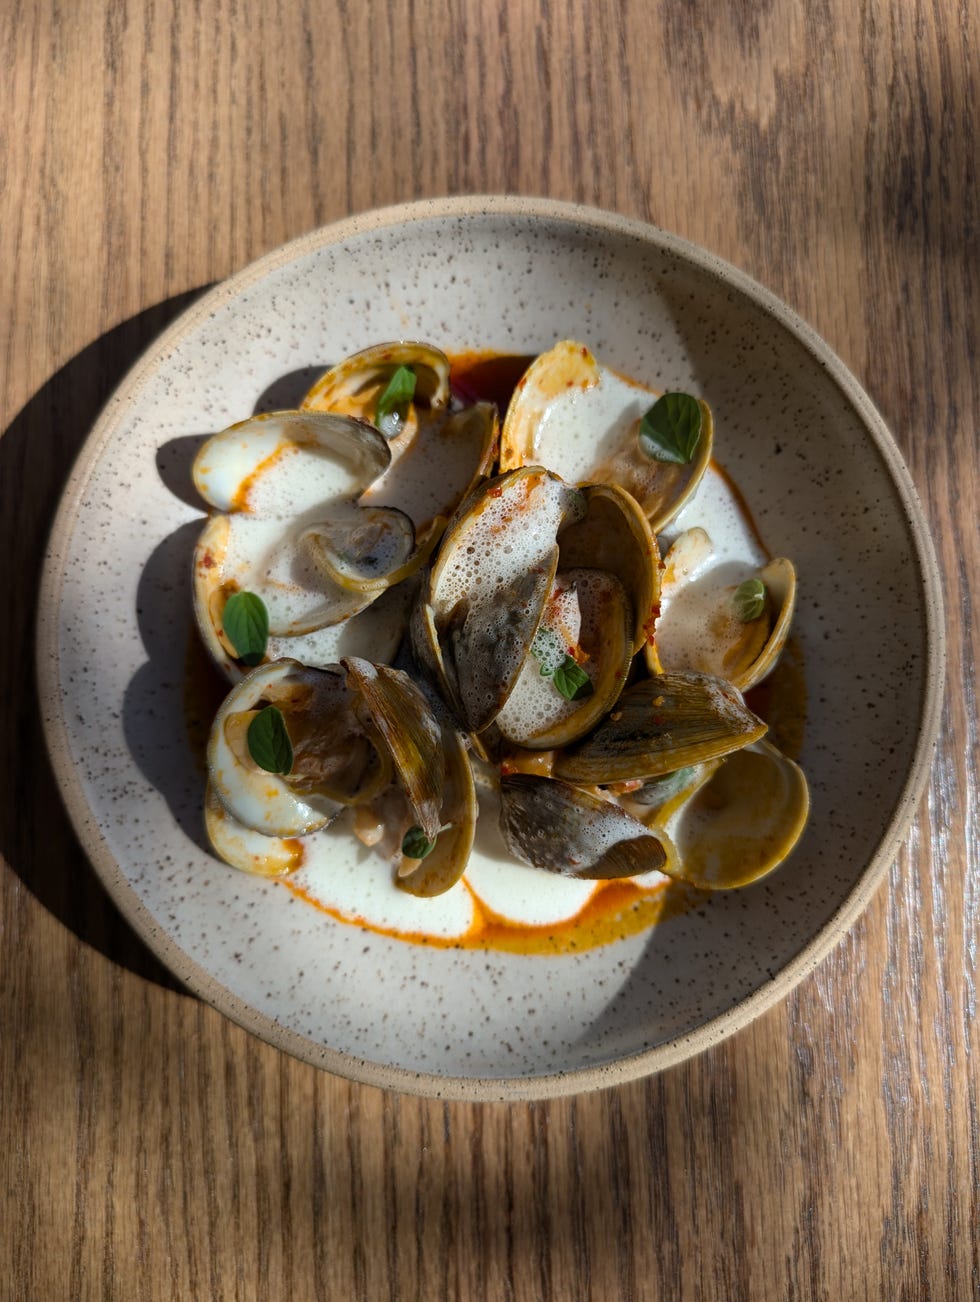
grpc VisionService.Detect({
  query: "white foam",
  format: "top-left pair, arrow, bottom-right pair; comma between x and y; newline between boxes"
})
528,367 -> 652,483
433,471 -> 569,615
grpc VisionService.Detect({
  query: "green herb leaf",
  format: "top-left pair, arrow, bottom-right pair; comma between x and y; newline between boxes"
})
638,392 -> 703,464
552,656 -> 594,702
222,590 -> 269,666
376,365 -> 417,433
247,706 -> 293,775
401,824 -> 451,860
733,577 -> 767,622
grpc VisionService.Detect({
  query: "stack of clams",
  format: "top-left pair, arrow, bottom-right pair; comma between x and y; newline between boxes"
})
193,341 -> 808,897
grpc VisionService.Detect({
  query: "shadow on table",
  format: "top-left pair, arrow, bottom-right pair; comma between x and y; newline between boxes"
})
0,290 -> 210,992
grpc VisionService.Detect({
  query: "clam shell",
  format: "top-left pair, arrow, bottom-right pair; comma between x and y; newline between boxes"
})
592,399 -> 714,534
498,339 -> 712,534
301,506 -> 417,593
553,670 -> 767,786
192,411 -> 416,674
652,530 -> 797,692
494,568 -> 633,750
557,481 -> 662,655
499,340 -> 601,472
652,740 -> 809,889
207,660 -> 347,838
499,774 -> 668,879
303,344 -> 499,561
192,409 -> 391,512
397,728 -> 477,898
342,657 -> 446,841
736,557 -> 797,692
426,467 -> 578,733
301,341 -> 451,421
204,782 -> 307,877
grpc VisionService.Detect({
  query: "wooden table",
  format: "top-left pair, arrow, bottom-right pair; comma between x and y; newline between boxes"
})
2,3 -> 976,1297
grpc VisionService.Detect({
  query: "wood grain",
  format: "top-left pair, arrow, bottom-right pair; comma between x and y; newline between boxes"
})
1,1 -> 976,1297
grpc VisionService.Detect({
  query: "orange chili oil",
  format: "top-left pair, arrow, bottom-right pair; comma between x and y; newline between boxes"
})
282,873 -> 705,956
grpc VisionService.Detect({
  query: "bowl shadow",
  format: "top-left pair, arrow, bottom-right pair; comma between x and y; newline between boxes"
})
3,290 -> 209,990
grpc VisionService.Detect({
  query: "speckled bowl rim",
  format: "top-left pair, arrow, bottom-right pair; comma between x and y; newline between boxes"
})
36,196 -> 945,1101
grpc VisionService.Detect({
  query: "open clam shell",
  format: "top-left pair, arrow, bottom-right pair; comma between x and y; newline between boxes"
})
397,727 -> 477,897
302,342 -> 499,543
553,670 -> 767,786
557,481 -> 661,655
425,466 -> 581,733
300,506 -> 417,594
204,782 -> 307,877
493,568 -> 633,750
499,340 -> 602,474
301,341 -> 452,427
192,409 -> 392,512
499,773 -> 670,879
342,657 -> 446,841
652,528 -> 797,692
498,339 -> 712,533
207,660 -> 351,838
648,740 -> 809,889
598,398 -> 713,535
205,653 -> 450,873
193,410 -> 420,676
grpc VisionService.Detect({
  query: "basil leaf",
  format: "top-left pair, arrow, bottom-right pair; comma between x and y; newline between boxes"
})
733,578 -> 767,622
552,656 -> 594,702
247,706 -> 293,775
638,392 -> 703,464
376,365 -> 417,433
222,590 -> 269,666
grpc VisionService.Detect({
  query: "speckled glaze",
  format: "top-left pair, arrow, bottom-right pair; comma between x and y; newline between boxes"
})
36,198 -> 944,1100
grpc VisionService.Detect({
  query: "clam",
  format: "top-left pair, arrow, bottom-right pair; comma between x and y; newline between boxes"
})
595,398 -> 713,535
341,656 -> 445,840
556,481 -> 661,655
499,341 -> 602,474
301,341 -> 498,547
300,506 -> 418,595
499,339 -> 713,532
204,782 -> 307,877
397,726 -> 478,897
635,740 -> 809,889
552,670 -> 767,786
418,467 -> 664,752
207,660 -> 352,838
499,773 -> 670,879
204,656 -> 448,875
652,528 -> 797,691
492,567 -> 633,749
301,341 -> 452,431
192,410 -> 419,676
420,466 -> 582,733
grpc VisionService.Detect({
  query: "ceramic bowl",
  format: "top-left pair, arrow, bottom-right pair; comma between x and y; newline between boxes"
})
37,197 -> 944,1099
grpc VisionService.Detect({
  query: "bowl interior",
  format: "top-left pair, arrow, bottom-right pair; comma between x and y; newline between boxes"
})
39,200 -> 940,1097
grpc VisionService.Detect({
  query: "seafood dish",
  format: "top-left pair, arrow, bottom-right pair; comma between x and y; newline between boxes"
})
191,340 -> 809,947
